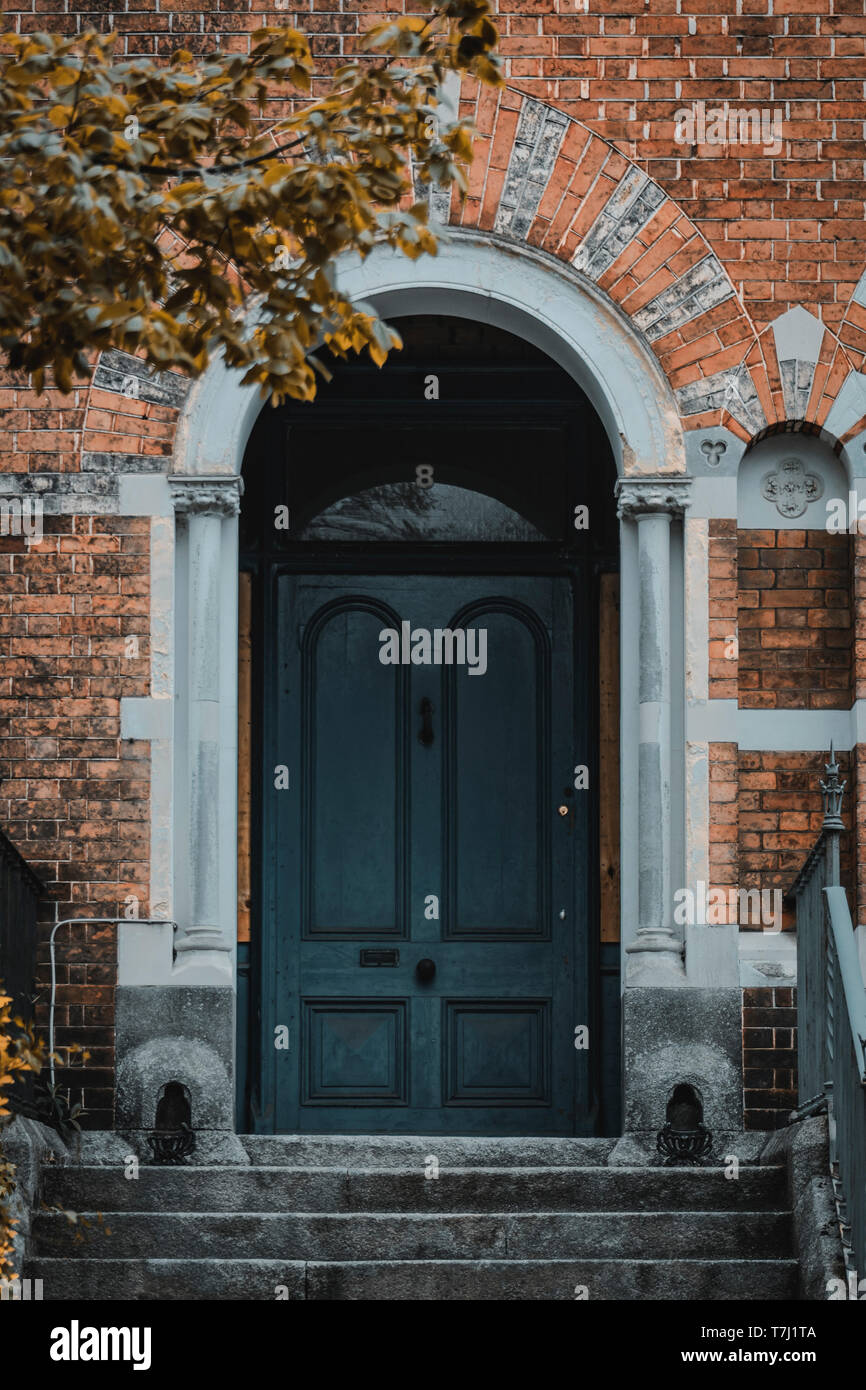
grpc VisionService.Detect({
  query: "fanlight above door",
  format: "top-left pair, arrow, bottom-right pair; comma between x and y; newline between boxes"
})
297,482 -> 548,543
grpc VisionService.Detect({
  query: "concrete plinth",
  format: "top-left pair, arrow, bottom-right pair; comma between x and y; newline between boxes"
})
623,984 -> 743,1134
115,985 -> 246,1162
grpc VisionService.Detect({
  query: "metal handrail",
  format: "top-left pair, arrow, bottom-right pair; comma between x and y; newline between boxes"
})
788,745 -> 866,1280
824,887 -> 866,1085
785,827 -> 832,903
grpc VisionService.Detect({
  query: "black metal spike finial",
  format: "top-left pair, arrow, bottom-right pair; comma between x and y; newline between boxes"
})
820,741 -> 846,829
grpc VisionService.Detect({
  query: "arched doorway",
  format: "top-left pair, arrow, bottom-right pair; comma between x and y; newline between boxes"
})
236,315 -> 621,1135
117,234 -> 690,1147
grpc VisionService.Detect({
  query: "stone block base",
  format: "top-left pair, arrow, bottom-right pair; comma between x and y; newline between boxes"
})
623,985 -> 744,1134
116,985 -> 235,1134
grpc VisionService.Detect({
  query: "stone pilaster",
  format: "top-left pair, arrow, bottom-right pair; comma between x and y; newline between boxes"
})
617,475 -> 743,1133
169,476 -> 242,979
114,474 -> 246,1158
616,476 -> 692,983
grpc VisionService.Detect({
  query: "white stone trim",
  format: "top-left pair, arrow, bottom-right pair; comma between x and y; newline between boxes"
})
117,474 -> 173,518
687,701 -> 866,751
688,475 -> 738,517
684,518 -> 711,907
824,369 -> 866,440
738,929 -> 797,988
119,502 -> 176,954
685,518 -> 709,706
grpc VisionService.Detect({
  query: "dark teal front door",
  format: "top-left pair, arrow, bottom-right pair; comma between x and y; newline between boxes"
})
268,573 -> 589,1134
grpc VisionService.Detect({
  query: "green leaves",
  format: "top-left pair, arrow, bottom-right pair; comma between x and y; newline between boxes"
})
0,2 -> 501,403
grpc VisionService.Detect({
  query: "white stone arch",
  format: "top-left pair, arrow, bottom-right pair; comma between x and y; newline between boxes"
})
172,233 -> 685,482
118,231 -> 695,1137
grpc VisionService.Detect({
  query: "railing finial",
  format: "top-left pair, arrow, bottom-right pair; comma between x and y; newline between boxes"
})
820,742 -> 846,830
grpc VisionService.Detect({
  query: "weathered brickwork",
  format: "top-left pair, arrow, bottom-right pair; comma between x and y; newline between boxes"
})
1,0 -> 865,441
707,740 -> 738,900
712,511 -> 860,1104
707,745 -> 856,935
738,748 -> 854,915
743,985 -> 798,1132
738,529 -> 853,711
0,512 -> 151,1129
708,519 -> 737,700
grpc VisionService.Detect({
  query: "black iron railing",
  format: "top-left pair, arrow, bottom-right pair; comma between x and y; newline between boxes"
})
788,746 -> 866,1281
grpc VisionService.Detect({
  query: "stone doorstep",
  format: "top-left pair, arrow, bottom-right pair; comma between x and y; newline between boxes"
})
64,1129 -> 775,1170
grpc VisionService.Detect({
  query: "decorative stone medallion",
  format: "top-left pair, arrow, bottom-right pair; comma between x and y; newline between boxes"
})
760,455 -> 824,518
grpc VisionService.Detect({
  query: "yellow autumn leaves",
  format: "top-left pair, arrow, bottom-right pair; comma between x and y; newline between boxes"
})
0,2 -> 501,404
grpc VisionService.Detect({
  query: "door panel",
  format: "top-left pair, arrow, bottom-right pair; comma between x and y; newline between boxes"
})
270,573 -> 588,1134
444,1000 -> 550,1105
446,602 -> 548,936
302,999 -> 408,1105
305,599 -> 408,936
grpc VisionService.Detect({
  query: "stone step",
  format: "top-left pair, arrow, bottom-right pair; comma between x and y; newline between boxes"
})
41,1164 -> 788,1215
30,1208 -> 793,1262
26,1256 -> 799,1302
76,1131 -> 771,1171
240,1135 -> 617,1168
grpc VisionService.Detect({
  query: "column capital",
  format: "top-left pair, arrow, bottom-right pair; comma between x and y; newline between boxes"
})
169,474 -> 244,517
615,475 -> 693,520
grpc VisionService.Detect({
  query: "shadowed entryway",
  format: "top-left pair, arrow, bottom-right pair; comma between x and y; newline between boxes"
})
237,316 -> 620,1136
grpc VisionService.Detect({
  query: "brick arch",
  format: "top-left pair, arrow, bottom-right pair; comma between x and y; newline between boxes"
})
80,83 -> 861,464
442,82 -> 866,448
448,81 -> 762,438
837,277 -> 866,374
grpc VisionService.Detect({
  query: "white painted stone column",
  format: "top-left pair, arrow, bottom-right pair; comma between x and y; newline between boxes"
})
616,477 -> 692,982
169,475 -> 243,984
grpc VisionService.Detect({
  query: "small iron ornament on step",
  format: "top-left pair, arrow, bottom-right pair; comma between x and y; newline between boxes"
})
656,1083 -> 714,1166
148,1124 -> 196,1166
148,1081 -> 196,1165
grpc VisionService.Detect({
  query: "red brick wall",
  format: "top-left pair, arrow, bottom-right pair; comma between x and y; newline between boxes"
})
708,520 -> 738,701
0,513 -> 151,1130
738,748 -> 854,924
2,0 -> 865,338
738,529 -> 853,710
707,528 -> 856,923
708,740 -> 738,902
743,985 -> 797,1131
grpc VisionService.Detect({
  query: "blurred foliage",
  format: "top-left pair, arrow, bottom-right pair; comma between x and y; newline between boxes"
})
0,987 -> 45,1282
25,1080 -> 87,1142
0,3 -> 501,402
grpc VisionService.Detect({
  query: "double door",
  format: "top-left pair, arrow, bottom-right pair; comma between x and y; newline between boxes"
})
265,572 -> 590,1134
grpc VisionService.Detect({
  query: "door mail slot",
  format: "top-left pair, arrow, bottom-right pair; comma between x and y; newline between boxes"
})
360,948 -> 400,967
